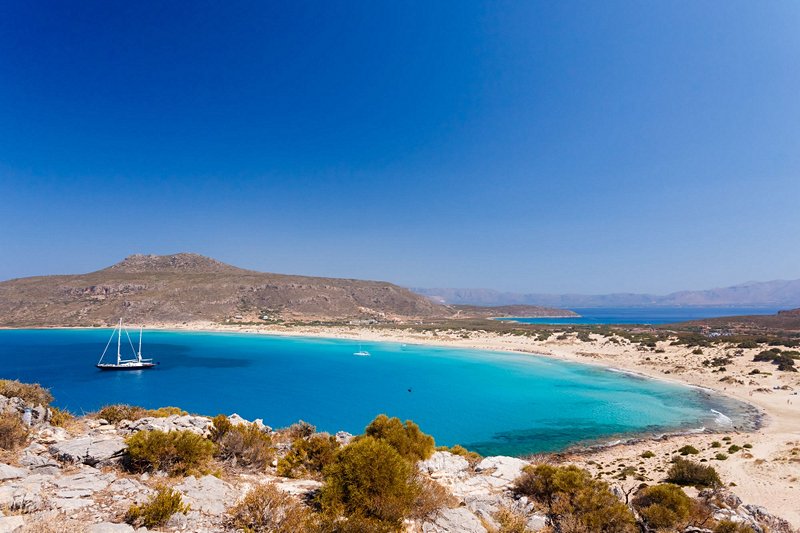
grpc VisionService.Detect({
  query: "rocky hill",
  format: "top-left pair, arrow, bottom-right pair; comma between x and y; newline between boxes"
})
415,279 -> 800,308
0,253 -> 449,327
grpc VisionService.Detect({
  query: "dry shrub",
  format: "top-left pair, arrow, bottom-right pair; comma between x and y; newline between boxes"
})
277,433 -> 340,478
96,404 -> 186,424
125,485 -> 189,528
15,513 -> 87,533
493,506 -> 534,533
49,406 -> 74,428
125,429 -> 215,476
0,412 -> 29,450
410,476 -> 456,521
211,414 -> 274,470
714,520 -> 756,533
228,482 -> 315,532
0,379 -> 53,405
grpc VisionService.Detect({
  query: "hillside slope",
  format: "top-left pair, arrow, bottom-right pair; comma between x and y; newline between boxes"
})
0,253 -> 447,326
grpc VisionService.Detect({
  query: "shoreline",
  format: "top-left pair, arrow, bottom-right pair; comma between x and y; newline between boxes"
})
2,322 -> 799,525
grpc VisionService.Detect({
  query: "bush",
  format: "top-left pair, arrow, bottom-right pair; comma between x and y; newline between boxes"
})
641,450 -> 655,458
678,445 -> 699,455
728,445 -> 742,453
493,506 -> 533,533
228,482 -> 314,532
714,520 -> 756,533
0,380 -> 53,406
125,485 -> 189,528
277,433 -> 340,478
211,415 -> 274,470
362,414 -> 435,462
96,404 -> 186,424
632,484 -> 691,530
512,464 -> 636,532
0,412 -> 29,450
125,430 -> 215,476
318,436 -> 420,530
49,407 -> 74,428
666,458 -> 721,488
715,453 -> 728,461
410,476 -> 455,521
710,441 -> 721,448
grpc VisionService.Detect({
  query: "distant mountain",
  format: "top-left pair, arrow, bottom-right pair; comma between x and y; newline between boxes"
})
0,253 -> 447,326
413,279 -> 800,308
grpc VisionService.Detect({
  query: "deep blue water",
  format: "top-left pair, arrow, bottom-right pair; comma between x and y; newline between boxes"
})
495,306 -> 781,325
0,329 -> 758,456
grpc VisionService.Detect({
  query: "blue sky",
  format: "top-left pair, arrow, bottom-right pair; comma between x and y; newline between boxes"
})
1,1 -> 798,293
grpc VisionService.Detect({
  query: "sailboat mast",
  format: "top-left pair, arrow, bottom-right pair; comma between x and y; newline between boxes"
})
138,326 -> 143,362
116,318 -> 122,365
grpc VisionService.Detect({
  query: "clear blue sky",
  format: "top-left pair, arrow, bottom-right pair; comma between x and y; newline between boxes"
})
1,1 -> 798,294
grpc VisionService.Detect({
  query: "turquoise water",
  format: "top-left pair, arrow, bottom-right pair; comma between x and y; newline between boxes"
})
0,329 -> 758,456
496,307 -> 780,325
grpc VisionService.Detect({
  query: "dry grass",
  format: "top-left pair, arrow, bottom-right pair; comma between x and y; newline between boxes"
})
228,482 -> 315,533
0,412 -> 29,450
0,379 -> 53,406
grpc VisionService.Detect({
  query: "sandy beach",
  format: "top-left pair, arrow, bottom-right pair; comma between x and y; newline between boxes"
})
137,321 -> 800,527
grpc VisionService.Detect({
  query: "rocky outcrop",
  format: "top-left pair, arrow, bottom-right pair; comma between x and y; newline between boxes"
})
49,435 -> 127,466
118,414 -> 213,436
423,507 -> 488,533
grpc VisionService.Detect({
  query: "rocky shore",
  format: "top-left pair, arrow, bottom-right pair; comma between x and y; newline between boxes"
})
1,388 -> 796,533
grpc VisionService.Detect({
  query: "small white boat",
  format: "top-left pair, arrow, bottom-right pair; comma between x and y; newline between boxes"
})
97,319 -> 157,371
353,343 -> 370,357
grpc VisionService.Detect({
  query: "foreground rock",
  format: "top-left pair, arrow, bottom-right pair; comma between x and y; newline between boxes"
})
49,435 -> 127,466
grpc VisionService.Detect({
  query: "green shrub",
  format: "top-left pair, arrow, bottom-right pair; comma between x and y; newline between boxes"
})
743,443 -> 752,449
728,445 -> 742,453
125,486 -> 189,528
96,404 -> 186,424
211,416 -> 274,470
278,433 -> 340,478
632,484 -> 691,530
512,464 -> 636,533
641,450 -> 656,459
228,482 -> 314,532
125,430 -> 215,476
0,412 -> 29,450
318,436 -> 420,530
362,415 -> 435,462
678,445 -> 699,455
666,458 -> 721,488
710,441 -> 721,448
0,380 -> 53,406
715,453 -> 728,461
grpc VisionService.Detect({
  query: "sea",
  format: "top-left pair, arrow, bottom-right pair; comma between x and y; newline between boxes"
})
494,306 -> 781,326
0,328 -> 759,456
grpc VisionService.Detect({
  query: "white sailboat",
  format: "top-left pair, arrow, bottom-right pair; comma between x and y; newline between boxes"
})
353,343 -> 370,357
96,319 -> 157,370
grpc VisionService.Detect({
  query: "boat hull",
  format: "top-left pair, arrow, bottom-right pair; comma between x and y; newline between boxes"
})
96,363 -> 157,371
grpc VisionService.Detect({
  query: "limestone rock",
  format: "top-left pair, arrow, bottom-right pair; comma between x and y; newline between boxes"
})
422,507 -> 487,533
0,463 -> 27,481
419,451 -> 470,481
50,435 -> 127,466
175,475 -> 237,515
87,523 -> 136,533
119,414 -> 213,436
0,515 -> 25,533
474,456 -> 528,486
